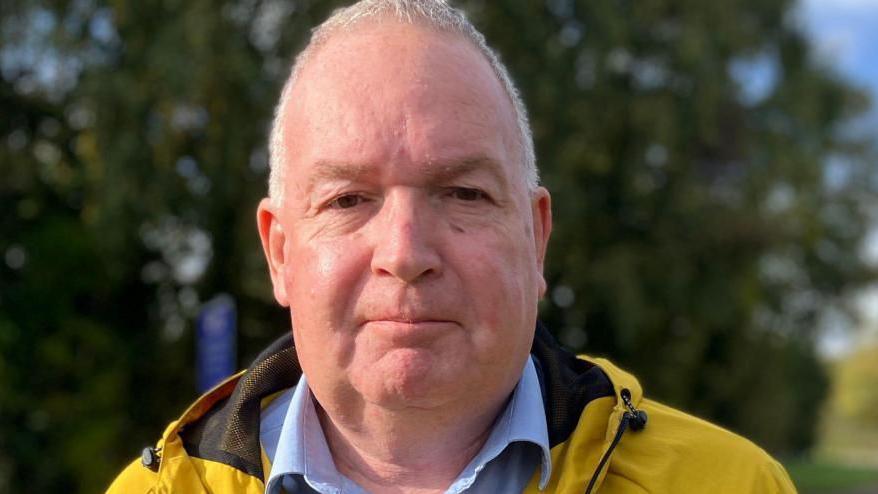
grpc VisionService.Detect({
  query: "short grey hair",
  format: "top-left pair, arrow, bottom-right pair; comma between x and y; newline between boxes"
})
268,0 -> 538,204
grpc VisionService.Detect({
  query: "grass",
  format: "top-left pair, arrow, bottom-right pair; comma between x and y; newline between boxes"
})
785,458 -> 878,493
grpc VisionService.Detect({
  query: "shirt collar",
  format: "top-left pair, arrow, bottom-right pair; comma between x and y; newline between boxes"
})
263,373 -> 344,494
262,357 -> 552,493
450,356 -> 552,490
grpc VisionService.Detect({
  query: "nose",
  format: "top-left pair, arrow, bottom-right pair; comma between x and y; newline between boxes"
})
370,190 -> 442,283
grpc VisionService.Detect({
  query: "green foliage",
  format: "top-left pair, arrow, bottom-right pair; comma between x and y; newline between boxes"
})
1,0 -> 874,491
471,0 -> 874,453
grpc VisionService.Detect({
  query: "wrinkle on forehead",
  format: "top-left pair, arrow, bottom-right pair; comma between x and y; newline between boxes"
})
306,155 -> 510,191
280,19 -> 525,191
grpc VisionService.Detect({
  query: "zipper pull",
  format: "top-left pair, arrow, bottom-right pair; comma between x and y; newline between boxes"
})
620,388 -> 648,431
141,446 -> 162,472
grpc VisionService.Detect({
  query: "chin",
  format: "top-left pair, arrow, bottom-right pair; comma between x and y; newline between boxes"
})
360,348 -> 455,407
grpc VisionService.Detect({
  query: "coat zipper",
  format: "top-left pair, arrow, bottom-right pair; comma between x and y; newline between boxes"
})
584,388 -> 647,494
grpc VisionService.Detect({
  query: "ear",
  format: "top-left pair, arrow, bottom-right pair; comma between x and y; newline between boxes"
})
530,186 -> 553,298
257,198 -> 290,307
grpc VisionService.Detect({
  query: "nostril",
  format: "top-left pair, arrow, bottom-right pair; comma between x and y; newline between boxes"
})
370,238 -> 442,282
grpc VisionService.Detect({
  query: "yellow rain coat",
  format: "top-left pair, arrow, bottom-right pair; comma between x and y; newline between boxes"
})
107,326 -> 796,493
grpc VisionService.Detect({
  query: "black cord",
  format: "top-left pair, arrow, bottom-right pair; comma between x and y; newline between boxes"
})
584,388 -> 648,493
584,412 -> 631,494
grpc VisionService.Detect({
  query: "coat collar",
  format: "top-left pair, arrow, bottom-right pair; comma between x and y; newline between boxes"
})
159,323 -> 635,483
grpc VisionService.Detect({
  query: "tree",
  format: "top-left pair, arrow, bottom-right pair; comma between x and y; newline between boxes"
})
469,0 -> 874,453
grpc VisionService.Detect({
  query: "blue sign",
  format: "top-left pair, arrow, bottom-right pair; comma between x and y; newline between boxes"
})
196,294 -> 237,393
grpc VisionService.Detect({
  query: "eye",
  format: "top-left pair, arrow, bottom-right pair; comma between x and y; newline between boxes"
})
449,187 -> 487,202
328,194 -> 368,209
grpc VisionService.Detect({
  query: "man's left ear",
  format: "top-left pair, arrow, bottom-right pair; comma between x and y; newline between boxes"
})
531,187 -> 552,298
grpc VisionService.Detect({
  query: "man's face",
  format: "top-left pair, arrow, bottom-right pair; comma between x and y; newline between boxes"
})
258,21 -> 552,416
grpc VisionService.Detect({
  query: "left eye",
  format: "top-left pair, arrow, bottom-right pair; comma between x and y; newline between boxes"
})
449,187 -> 486,201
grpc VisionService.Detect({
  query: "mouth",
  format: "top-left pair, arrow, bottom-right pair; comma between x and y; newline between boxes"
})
362,318 -> 460,341
369,315 -> 452,322
365,318 -> 457,327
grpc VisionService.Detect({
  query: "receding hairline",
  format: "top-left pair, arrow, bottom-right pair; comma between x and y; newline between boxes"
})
268,1 -> 539,205
290,17 -> 507,101
303,11 -> 472,66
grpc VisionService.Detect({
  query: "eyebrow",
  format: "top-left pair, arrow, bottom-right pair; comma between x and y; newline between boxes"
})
307,155 -> 510,190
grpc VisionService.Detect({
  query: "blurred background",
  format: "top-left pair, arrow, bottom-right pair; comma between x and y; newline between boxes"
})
2,0 -> 877,492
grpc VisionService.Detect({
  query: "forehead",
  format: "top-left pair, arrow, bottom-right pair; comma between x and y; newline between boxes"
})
280,20 -> 523,187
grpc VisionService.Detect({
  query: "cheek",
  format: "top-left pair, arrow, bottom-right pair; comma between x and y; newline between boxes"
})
284,237 -> 369,340
286,237 -> 372,386
454,224 -> 538,332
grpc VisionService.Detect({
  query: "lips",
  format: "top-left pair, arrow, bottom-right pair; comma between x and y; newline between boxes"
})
355,296 -> 461,333
360,318 -> 460,343
359,308 -> 459,327
363,318 -> 458,328
367,316 -> 454,324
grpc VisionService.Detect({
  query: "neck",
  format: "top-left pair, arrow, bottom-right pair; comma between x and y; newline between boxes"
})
316,396 -> 508,494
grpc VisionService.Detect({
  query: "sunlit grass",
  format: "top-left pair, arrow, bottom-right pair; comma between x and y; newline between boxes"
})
785,459 -> 878,493
788,411 -> 878,493
815,417 -> 878,467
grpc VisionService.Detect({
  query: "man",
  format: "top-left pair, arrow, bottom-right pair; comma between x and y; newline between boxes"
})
108,1 -> 797,492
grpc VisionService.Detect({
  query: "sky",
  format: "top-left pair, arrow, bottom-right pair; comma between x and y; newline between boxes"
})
798,0 -> 878,101
797,0 -> 878,135
797,0 -> 878,355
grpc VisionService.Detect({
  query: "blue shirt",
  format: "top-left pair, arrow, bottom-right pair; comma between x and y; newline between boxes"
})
260,357 -> 552,493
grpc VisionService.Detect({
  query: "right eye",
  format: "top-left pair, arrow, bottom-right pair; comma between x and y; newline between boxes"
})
328,194 -> 367,209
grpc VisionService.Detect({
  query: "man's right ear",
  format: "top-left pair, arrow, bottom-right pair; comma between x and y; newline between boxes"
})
256,198 -> 290,307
